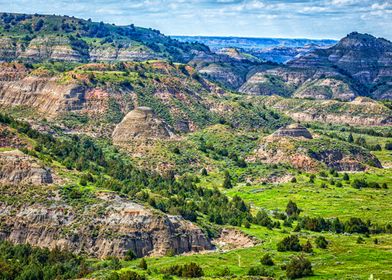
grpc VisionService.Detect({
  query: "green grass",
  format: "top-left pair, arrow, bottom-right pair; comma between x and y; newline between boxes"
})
226,168 -> 392,224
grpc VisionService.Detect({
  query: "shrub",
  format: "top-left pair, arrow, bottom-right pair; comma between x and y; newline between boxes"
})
352,179 -> 368,189
163,263 -> 203,278
247,266 -> 274,277
357,236 -> 365,244
291,177 -> 297,183
286,255 -> 313,279
302,240 -> 313,253
277,235 -> 302,252
286,201 -> 301,217
119,271 -> 146,280
222,170 -> 233,189
385,142 -> 392,150
124,249 -> 136,261
315,236 -> 328,249
139,258 -> 147,270
260,253 -> 274,266
343,173 -> 350,181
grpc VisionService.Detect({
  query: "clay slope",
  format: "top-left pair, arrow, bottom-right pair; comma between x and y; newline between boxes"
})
112,107 -> 175,144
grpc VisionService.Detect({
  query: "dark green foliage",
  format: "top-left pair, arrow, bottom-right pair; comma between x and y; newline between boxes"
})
247,266 -> 274,277
286,200 -> 301,217
124,250 -> 137,261
286,255 -> 313,279
352,179 -> 380,189
343,173 -> 350,181
291,177 -> 297,183
222,170 -> 233,189
163,262 -> 203,278
315,236 -> 328,249
357,236 -> 365,244
254,210 -> 274,228
302,240 -> 313,253
0,241 -> 90,280
347,133 -> 354,143
201,168 -> 208,176
119,271 -> 146,280
260,253 -> 274,266
277,235 -> 302,252
139,259 -> 147,270
385,142 -> 392,150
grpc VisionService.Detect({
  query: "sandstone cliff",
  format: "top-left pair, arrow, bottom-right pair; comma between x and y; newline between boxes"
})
0,192 -> 212,258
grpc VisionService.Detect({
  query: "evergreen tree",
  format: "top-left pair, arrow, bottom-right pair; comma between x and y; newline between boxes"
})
222,170 -> 233,189
348,133 -> 354,143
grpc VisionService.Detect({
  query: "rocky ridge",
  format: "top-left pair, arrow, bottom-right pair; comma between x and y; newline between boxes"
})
0,191 -> 212,258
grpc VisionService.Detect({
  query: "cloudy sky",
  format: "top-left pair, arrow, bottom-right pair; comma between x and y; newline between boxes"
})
1,0 -> 391,39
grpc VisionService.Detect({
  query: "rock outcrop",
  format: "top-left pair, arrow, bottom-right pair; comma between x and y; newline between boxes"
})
250,132 -> 382,172
272,123 -> 313,139
0,150 -> 53,185
0,192 -> 212,258
112,107 -> 175,144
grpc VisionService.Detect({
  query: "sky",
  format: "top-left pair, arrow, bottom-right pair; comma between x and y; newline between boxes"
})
0,0 -> 391,39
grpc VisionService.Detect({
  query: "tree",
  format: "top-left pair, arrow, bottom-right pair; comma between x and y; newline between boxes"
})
34,18 -> 44,31
347,133 -> 354,143
302,240 -> 313,253
201,168 -> 208,176
139,258 -> 147,270
315,236 -> 328,249
222,170 -> 233,189
260,253 -> 274,266
385,142 -> 392,150
343,173 -> 350,181
286,255 -> 313,279
181,263 -> 204,278
124,249 -> 136,261
286,201 -> 301,217
277,235 -> 302,252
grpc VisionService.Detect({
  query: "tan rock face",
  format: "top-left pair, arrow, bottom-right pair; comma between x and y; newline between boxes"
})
112,107 -> 175,144
0,192 -> 212,258
0,76 -> 86,117
0,150 -> 53,185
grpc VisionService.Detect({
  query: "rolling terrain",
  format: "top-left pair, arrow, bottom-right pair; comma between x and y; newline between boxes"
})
0,13 -> 391,280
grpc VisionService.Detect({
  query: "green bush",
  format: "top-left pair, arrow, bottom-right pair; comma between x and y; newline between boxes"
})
277,235 -> 302,252
260,253 -> 274,266
286,255 -> 313,279
315,236 -> 328,249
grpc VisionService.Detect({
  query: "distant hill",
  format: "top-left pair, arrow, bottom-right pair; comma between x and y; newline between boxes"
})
172,36 -> 337,51
0,13 -> 210,63
238,32 -> 392,100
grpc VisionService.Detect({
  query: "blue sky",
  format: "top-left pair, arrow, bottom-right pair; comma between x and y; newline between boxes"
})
1,0 -> 391,39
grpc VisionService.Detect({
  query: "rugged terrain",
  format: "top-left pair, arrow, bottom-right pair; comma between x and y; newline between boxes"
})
0,12 -> 391,280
